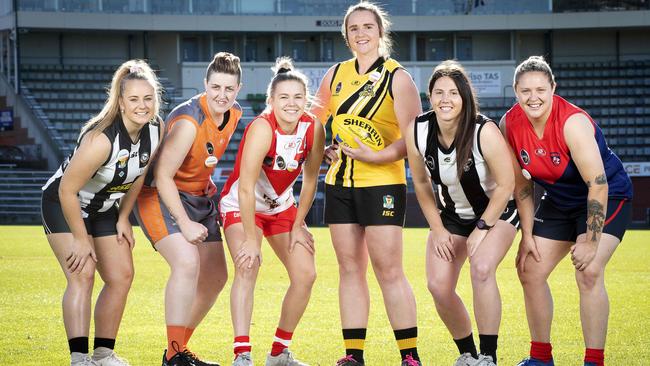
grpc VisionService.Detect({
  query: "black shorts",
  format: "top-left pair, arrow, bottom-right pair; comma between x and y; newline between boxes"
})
533,197 -> 631,242
41,195 -> 118,238
442,200 -> 520,237
324,184 -> 406,226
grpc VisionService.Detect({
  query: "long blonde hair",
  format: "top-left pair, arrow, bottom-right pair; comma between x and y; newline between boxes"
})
80,59 -> 162,138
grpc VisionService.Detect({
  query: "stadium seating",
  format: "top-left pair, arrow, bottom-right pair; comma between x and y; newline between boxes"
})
554,59 -> 650,162
20,63 -> 178,152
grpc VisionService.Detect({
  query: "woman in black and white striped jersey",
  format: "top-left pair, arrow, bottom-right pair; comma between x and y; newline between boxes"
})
405,60 -> 518,366
41,60 -> 164,366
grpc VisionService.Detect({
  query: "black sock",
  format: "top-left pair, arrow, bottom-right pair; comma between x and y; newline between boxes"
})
394,327 -> 419,361
342,328 -> 366,364
453,333 -> 478,358
68,337 -> 89,354
479,334 -> 498,364
93,337 -> 116,350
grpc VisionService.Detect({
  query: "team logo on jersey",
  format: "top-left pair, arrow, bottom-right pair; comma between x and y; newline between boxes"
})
383,195 -> 394,209
521,168 -> 532,180
359,84 -> 375,97
550,152 -> 561,166
140,152 -> 149,164
206,142 -> 214,155
205,156 -> 218,167
425,155 -> 436,170
519,149 -> 530,165
351,80 -> 361,86
463,158 -> 474,172
535,148 -> 546,157
287,160 -> 299,172
263,193 -> 280,209
334,82 -> 342,95
263,156 -> 274,167
117,149 -> 130,169
275,156 -> 286,170
443,156 -> 452,163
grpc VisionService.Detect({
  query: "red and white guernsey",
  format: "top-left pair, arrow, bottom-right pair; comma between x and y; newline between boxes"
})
219,110 -> 315,215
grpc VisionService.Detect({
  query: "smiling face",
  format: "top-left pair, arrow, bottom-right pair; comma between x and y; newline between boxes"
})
345,10 -> 381,57
204,72 -> 241,115
514,71 -> 556,123
430,76 -> 463,125
269,80 -> 306,126
119,79 -> 155,128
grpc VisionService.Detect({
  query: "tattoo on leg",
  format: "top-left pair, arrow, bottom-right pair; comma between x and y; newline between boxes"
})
587,199 -> 605,242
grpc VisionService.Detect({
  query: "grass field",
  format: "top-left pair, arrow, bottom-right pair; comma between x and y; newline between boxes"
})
0,226 -> 648,365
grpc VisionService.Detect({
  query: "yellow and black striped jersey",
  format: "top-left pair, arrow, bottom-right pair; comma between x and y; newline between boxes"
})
324,57 -> 406,187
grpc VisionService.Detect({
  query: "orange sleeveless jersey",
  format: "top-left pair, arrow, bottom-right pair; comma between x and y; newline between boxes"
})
167,94 -> 242,195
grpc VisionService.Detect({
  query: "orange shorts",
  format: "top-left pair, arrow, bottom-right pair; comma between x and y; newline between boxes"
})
221,205 -> 297,237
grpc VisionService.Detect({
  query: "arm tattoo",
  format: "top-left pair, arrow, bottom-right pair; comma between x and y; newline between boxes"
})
587,199 -> 605,242
518,184 -> 533,201
595,173 -> 607,185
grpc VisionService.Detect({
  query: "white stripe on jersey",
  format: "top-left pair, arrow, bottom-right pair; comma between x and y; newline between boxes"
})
416,121 -> 495,220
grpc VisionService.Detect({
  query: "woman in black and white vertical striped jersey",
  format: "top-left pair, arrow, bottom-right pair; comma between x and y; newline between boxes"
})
405,60 -> 517,366
41,60 -> 163,366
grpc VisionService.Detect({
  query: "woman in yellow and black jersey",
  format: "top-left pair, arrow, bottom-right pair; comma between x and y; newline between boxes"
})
324,56 -> 405,188
313,2 -> 422,366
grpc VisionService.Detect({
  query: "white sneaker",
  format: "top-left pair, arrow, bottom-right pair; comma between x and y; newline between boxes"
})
474,355 -> 496,366
453,353 -> 477,366
93,351 -> 130,366
71,353 -> 97,366
265,349 -> 308,366
233,352 -> 253,366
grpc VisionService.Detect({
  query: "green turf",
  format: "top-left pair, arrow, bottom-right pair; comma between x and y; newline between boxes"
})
0,226 -> 648,365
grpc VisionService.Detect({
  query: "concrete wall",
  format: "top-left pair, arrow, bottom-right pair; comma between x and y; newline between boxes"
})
181,60 -> 517,100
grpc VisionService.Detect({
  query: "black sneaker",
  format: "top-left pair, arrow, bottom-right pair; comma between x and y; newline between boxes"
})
162,348 -> 192,366
184,349 -> 220,366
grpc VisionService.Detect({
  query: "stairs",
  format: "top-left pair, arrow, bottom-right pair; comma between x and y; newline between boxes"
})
0,166 -> 51,224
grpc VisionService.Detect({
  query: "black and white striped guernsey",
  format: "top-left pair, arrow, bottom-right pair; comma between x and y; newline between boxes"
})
42,119 -> 161,218
414,111 -> 496,221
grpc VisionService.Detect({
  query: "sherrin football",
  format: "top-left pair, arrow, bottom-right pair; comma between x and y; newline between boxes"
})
331,113 -> 384,151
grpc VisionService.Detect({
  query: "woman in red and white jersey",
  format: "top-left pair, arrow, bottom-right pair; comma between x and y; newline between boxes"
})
219,57 -> 325,366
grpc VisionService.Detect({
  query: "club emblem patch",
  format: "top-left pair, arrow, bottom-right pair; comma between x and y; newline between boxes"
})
550,152 -> 561,166
140,152 -> 149,164
520,149 -> 530,165
535,148 -> 546,157
206,142 -> 214,155
383,195 -> 394,209
425,155 -> 436,170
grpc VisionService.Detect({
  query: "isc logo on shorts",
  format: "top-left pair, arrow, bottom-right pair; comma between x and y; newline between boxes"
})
382,210 -> 394,217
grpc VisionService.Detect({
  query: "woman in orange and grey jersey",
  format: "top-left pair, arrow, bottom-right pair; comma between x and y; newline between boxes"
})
135,52 -> 243,366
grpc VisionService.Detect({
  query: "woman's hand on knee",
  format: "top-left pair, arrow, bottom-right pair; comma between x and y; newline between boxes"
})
67,236 -> 97,273
429,227 -> 455,262
289,223 -> 315,255
515,233 -> 541,272
235,239 -> 262,269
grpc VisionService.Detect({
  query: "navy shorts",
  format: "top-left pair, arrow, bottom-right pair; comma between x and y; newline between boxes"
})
533,197 -> 631,242
442,200 -> 520,237
41,195 -> 118,238
324,184 -> 406,227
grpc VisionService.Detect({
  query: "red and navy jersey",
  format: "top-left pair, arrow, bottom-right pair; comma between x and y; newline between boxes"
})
219,110 -> 315,214
505,95 -> 632,210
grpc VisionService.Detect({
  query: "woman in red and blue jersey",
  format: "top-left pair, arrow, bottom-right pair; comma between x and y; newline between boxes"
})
501,56 -> 632,366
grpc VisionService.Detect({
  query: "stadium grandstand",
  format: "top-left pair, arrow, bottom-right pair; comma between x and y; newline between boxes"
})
0,0 -> 648,227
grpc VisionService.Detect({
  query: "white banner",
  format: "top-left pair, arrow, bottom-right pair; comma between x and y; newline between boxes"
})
468,71 -> 501,96
623,162 -> 650,177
